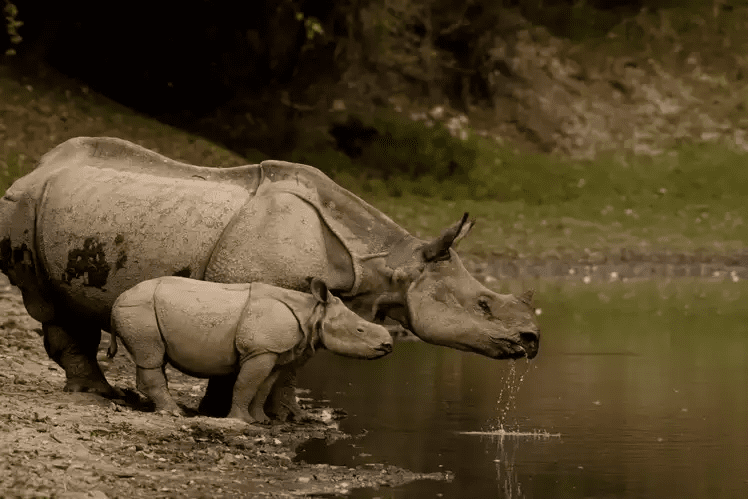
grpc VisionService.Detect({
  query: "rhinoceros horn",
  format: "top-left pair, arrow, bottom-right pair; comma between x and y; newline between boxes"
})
421,212 -> 474,262
521,289 -> 535,306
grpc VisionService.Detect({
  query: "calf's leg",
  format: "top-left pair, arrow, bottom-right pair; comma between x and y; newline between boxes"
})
136,365 -> 181,414
265,368 -> 308,421
248,368 -> 281,423
43,322 -> 120,397
111,293 -> 180,414
227,353 -> 277,424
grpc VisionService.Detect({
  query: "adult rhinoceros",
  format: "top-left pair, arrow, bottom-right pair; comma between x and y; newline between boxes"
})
0,137 -> 539,417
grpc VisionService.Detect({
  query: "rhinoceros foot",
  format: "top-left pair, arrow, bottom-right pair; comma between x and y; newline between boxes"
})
59,354 -> 123,398
63,377 -> 124,398
156,408 -> 185,418
248,407 -> 271,424
43,323 -> 122,398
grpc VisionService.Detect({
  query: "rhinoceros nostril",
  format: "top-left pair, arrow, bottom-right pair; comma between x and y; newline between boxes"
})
379,342 -> 393,353
520,331 -> 539,345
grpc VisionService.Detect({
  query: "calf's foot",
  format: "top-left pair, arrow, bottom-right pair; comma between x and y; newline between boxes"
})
226,407 -> 255,425
136,366 -> 180,414
265,369 -> 308,422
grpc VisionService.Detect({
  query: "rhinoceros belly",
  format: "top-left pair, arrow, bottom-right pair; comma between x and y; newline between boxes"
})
37,166 -> 250,323
153,278 -> 250,377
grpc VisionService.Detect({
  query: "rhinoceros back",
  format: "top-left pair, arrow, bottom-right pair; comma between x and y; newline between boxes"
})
36,164 -> 251,324
152,277 -> 250,376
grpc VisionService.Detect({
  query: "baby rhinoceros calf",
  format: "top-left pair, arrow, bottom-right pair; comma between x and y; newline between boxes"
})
108,276 -> 393,424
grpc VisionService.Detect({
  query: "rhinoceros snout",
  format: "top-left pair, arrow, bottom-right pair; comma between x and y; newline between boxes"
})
378,341 -> 393,354
519,330 -> 540,359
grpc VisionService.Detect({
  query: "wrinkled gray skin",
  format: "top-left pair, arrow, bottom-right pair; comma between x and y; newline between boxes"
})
0,137 -> 539,420
108,277 -> 392,423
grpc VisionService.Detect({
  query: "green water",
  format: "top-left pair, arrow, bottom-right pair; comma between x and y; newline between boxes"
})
297,279 -> 748,498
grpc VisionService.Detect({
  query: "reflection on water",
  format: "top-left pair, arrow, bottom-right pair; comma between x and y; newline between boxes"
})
296,280 -> 748,498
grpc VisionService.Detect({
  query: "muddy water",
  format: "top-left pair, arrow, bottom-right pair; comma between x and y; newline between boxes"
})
296,280 -> 748,498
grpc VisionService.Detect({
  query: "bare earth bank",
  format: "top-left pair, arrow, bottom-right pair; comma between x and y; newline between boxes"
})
0,275 -> 449,499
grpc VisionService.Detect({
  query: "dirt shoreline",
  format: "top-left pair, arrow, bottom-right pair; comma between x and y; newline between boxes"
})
0,277 -> 449,499
464,255 -> 748,283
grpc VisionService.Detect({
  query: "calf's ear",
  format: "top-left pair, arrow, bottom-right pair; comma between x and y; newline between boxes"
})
309,277 -> 331,304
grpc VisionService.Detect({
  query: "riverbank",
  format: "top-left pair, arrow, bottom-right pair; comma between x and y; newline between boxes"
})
0,275 -> 450,498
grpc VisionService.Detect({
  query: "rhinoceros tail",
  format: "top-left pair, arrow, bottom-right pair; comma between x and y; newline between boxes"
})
107,333 -> 118,358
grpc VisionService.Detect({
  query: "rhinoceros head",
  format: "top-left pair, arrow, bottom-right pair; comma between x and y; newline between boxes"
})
370,214 -> 540,360
309,278 -> 394,359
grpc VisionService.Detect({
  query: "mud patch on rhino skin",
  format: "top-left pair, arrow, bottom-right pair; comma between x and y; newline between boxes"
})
0,238 -> 11,274
0,240 -> 37,287
173,266 -> 192,278
64,237 -> 110,288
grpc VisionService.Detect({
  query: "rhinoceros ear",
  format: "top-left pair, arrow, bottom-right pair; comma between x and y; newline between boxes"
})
521,289 -> 535,306
422,213 -> 475,262
309,277 -> 331,304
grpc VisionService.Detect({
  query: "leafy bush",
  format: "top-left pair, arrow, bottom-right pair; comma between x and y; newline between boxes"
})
351,110 -> 476,182
325,110 -> 586,203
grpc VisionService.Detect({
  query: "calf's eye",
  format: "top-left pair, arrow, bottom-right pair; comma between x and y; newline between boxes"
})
478,299 -> 492,316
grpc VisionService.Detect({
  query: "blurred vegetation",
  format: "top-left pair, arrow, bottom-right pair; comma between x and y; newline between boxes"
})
5,0 -> 747,155
2,0 -> 748,262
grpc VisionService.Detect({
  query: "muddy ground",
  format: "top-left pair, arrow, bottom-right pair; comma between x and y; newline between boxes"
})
0,276 -> 450,498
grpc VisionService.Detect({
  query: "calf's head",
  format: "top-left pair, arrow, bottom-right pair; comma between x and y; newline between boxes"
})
309,278 -> 393,359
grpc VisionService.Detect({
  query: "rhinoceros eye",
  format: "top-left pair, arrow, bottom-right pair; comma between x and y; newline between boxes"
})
478,299 -> 492,316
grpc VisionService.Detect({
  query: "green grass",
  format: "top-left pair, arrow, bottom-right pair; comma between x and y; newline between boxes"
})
1,64 -> 746,261
347,139 -> 748,259
0,65 -> 247,194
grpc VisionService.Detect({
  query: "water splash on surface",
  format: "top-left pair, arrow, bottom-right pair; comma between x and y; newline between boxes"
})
493,358 -> 531,433
457,359 -> 559,498
459,428 -> 561,438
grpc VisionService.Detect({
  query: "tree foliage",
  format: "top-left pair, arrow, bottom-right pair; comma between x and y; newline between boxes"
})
3,0 -> 22,56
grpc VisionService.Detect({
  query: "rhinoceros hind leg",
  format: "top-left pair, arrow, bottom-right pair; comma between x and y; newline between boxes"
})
264,368 -> 309,422
199,374 -> 236,417
227,353 -> 277,424
136,365 -> 182,415
42,322 -> 121,397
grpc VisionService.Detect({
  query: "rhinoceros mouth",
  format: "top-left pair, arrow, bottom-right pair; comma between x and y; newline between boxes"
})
499,335 -> 539,360
506,344 -> 530,360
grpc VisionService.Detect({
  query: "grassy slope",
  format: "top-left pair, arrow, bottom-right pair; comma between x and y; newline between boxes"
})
0,65 -> 248,190
367,145 -> 748,260
1,64 -> 746,262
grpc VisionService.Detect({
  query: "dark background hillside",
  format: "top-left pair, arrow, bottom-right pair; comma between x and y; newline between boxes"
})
3,0 -> 748,173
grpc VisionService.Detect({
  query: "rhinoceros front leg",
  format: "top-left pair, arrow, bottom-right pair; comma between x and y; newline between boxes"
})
42,322 -> 121,397
248,368 -> 281,423
201,368 -> 307,421
264,368 -> 309,422
227,353 -> 277,424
